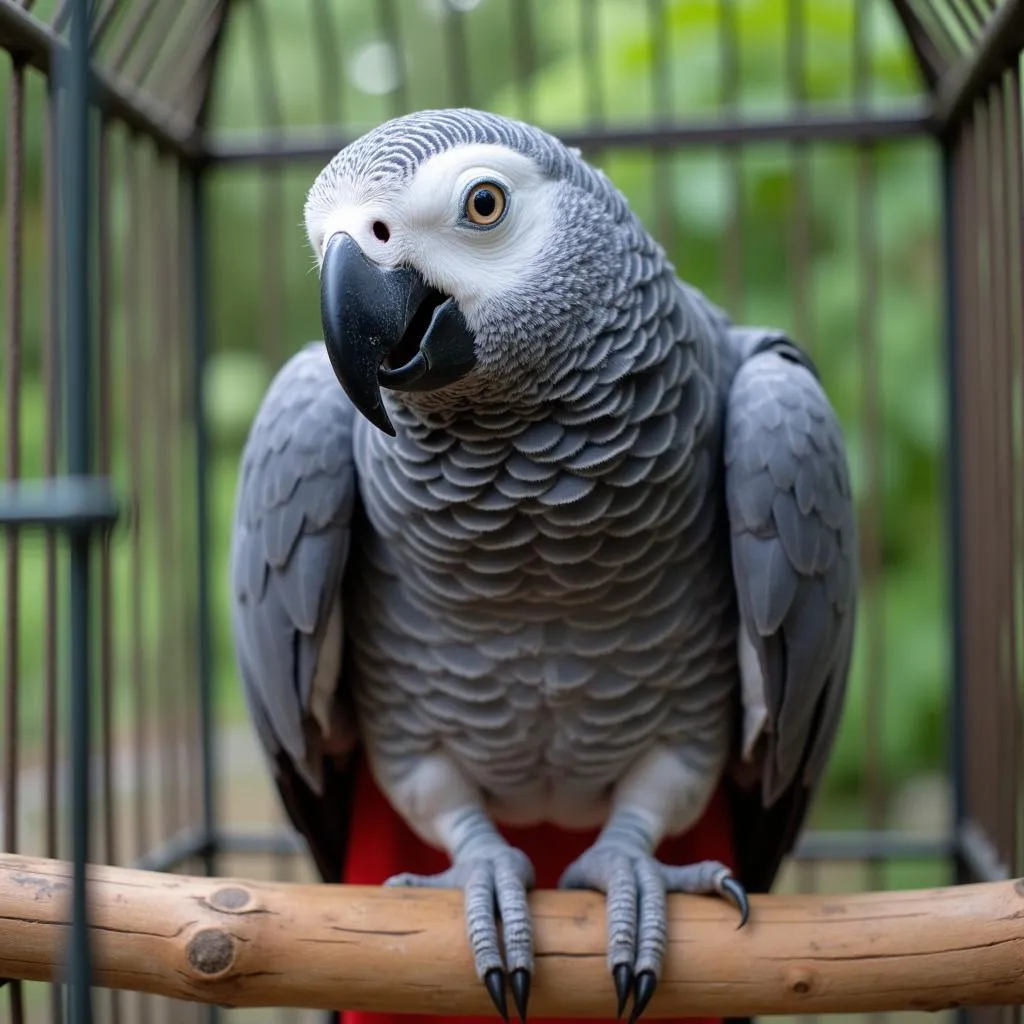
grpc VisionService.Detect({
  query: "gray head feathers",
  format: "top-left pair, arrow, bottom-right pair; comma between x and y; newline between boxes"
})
307,107 -> 632,224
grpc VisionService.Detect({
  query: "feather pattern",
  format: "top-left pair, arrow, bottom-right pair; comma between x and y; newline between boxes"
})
232,109 -> 856,893
345,254 -> 742,818
722,329 -> 857,892
229,343 -> 361,878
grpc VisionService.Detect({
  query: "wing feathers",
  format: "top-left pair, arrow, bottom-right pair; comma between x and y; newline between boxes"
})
229,343 -> 361,880
724,330 -> 857,890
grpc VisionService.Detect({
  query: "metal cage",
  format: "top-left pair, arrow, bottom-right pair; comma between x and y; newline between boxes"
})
0,1 -> 1021,1022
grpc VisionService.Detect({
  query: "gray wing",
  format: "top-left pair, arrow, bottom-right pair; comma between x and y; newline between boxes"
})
229,342 -> 361,883
722,328 -> 857,894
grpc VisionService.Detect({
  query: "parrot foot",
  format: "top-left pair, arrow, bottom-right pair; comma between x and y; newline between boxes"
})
384,846 -> 536,1023
558,849 -> 748,1023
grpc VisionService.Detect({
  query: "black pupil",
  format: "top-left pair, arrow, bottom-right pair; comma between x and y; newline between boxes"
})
473,188 -> 497,218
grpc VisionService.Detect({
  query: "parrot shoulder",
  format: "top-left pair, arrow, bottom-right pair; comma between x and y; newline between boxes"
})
229,342 -> 361,882
721,327 -> 857,893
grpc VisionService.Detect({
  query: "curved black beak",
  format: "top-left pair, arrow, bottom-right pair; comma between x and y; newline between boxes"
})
319,232 -> 477,436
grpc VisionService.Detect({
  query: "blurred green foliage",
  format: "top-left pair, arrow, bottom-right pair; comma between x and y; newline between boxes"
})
1,0 -> 947,818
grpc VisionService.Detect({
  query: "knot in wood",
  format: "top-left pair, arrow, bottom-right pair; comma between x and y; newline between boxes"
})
186,928 -> 236,978
209,886 -> 251,912
786,966 -> 815,997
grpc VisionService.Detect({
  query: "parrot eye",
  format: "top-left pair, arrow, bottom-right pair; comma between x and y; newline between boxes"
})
463,181 -> 507,227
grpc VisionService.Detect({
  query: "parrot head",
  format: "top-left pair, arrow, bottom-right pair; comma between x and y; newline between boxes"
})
304,108 -> 641,435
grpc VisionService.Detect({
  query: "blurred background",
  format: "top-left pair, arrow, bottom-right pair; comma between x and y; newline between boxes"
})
0,0 -> 961,1021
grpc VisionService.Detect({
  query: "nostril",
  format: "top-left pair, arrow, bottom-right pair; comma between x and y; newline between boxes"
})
372,221 -> 390,243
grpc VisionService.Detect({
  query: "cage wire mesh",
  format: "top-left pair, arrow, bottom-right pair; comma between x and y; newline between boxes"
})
0,1 -> 1021,1023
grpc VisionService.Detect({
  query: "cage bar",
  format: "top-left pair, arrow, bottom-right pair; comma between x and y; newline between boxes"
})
62,0 -> 96,1019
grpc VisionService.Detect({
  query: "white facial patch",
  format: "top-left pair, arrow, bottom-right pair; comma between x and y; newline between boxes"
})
304,176 -> 404,271
305,142 -> 560,328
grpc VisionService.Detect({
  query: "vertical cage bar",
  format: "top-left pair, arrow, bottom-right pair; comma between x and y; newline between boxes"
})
1002,67 -> 1019,882
153,158 -> 183,846
963,95 -> 988,876
262,170 -> 285,367
852,2 -> 886,923
580,0 -> 604,163
188,161 -> 219,911
445,0 -> 472,107
96,119 -> 115,864
966,105 -> 987,882
376,0 -> 407,117
959,102 -> 977,845
964,98 -> 993,884
975,94 -> 998,869
63,0 -> 97,1017
942,122 -> 969,894
986,79 -> 1012,866
126,140 -> 151,867
580,0 -> 602,123
168,157 -> 188,858
248,0 -> 282,128
977,91 -> 996,873
647,0 -> 673,250
169,158 -> 195,891
786,0 -> 811,352
3,47 -> 26,1024
510,0 -> 535,121
1006,63 -> 1024,883
312,0 -> 340,125
44,72 -> 67,1024
96,111 -> 122,1024
719,0 -> 743,318
249,0 -> 286,372
785,0 -> 818,933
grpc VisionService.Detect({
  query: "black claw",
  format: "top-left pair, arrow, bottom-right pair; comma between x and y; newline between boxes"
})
627,970 -> 657,1024
510,968 -> 530,1023
485,968 -> 509,1023
720,876 -> 750,928
613,964 -> 633,1018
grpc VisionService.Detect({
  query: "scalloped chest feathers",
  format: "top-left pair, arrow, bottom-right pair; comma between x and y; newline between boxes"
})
343,317 -> 744,805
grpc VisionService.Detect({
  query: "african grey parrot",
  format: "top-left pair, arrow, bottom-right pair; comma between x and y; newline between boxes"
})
229,108 -> 856,1024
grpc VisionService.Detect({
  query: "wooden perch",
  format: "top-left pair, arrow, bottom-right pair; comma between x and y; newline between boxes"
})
1,853 -> 1023,1017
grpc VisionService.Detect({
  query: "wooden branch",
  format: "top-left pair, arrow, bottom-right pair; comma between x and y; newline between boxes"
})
2,853 -> 1023,1017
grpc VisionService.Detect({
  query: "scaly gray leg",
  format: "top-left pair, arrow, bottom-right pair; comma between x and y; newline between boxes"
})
384,806 -> 536,1023
559,808 -> 748,1023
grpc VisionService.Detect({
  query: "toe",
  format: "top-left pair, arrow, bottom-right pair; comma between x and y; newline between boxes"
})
494,857 -> 533,1022
559,848 -> 641,1016
613,964 -> 633,1019
465,862 -> 505,977
484,968 -> 509,1022
632,856 -> 667,978
718,874 -> 750,927
383,868 -> 458,888
627,970 -> 657,1024
494,855 -> 534,973
602,853 -> 640,978
510,968 -> 530,1024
